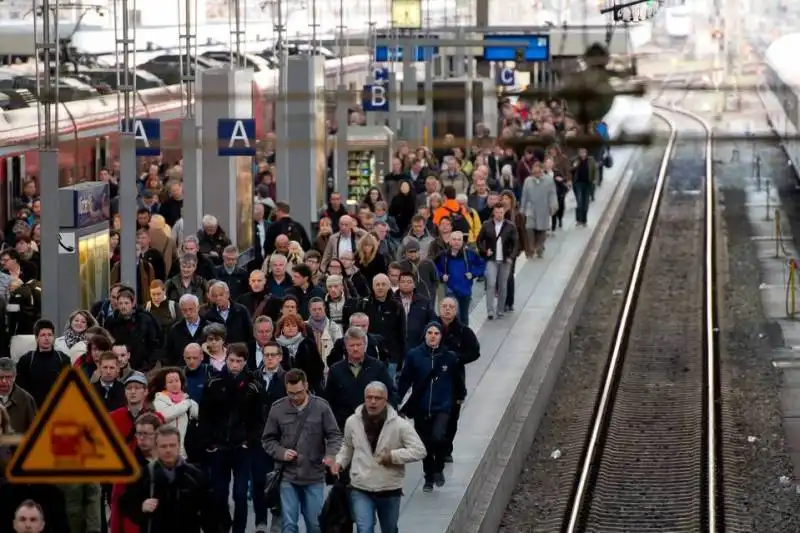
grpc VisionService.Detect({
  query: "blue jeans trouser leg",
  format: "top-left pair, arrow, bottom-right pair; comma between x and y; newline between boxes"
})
574,181 -> 591,224
279,481 -> 325,533
350,489 -> 402,533
208,447 -> 251,533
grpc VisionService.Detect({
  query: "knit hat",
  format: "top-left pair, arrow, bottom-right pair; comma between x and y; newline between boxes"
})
124,371 -> 148,387
404,238 -> 420,253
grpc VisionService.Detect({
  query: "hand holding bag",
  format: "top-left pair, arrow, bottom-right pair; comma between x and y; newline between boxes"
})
263,398 -> 315,508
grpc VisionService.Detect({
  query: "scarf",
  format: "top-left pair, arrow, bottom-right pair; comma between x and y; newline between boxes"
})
167,391 -> 185,403
63,328 -> 85,349
276,333 -> 304,358
361,407 -> 387,453
344,264 -> 359,276
308,317 -> 327,333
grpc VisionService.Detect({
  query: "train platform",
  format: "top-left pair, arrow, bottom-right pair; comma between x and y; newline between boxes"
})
237,99 -> 653,531
397,146 -> 649,533
722,111 -> 800,481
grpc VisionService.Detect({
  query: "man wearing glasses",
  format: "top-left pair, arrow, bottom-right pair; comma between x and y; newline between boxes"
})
252,341 -> 286,533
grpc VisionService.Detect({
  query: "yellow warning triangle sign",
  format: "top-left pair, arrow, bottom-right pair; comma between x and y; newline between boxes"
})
5,367 -> 141,484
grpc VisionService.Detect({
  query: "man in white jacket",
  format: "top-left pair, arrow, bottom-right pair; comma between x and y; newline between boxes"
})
335,381 -> 426,533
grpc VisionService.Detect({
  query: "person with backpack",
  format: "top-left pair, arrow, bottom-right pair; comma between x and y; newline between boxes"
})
432,186 -> 472,240
15,319 -> 71,406
145,280 -> 181,345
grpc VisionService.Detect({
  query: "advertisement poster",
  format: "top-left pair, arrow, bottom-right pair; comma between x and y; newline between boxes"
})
74,183 -> 111,229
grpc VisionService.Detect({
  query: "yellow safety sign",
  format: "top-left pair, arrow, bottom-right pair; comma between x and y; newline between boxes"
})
5,367 -> 140,484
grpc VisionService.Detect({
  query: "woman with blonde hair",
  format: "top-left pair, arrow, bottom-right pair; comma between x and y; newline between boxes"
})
355,232 -> 386,286
149,214 -> 177,275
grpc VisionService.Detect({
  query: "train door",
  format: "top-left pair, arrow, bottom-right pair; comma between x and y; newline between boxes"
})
6,154 -> 25,218
92,136 -> 110,180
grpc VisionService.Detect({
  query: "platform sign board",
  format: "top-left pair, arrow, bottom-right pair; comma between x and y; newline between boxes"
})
362,84 -> 390,112
121,118 -> 161,156
374,32 -> 438,62
482,34 -> 550,62
373,67 -> 390,83
497,67 -> 516,87
4,367 -> 140,484
217,118 -> 256,156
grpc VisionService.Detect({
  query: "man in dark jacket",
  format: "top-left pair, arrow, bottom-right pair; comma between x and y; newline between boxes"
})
324,327 -> 395,430
203,281 -> 253,344
103,288 -> 161,371
475,203 -> 520,320
326,312 -> 390,368
398,322 -> 463,492
358,274 -> 406,372
286,264 -> 325,319
251,340 -> 286,532
263,201 -> 312,255
120,426 -> 217,533
198,344 -> 263,533
164,294 -> 209,366
15,319 -> 70,406
212,245 -> 249,301
396,271 -> 437,357
437,297 -> 481,463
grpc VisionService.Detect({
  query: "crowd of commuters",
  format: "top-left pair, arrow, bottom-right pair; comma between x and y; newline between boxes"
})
0,95 -> 609,533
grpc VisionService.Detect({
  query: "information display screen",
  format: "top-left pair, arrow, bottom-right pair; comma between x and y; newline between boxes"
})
374,45 -> 438,62
482,34 -> 550,62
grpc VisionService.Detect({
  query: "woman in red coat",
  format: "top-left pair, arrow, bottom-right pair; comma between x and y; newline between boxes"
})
109,412 -> 162,533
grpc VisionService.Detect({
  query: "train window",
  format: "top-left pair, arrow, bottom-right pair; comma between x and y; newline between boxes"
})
5,154 -> 25,218
92,136 -> 109,180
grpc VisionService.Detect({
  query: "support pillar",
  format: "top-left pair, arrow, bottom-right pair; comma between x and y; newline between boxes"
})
285,55 -> 326,228
119,134 -> 138,289
476,0 -> 491,77
335,84 -> 350,203
39,150 -> 60,324
198,68 -> 255,246
181,118 -> 201,232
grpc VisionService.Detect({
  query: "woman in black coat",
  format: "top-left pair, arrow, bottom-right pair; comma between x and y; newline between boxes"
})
388,180 -> 417,236
274,315 -> 325,394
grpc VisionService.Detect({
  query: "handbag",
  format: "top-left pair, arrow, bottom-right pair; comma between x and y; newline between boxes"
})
263,398 -> 315,508
603,152 -> 614,169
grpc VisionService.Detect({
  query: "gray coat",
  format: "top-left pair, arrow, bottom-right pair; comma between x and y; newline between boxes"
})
262,396 -> 342,485
520,175 -> 558,231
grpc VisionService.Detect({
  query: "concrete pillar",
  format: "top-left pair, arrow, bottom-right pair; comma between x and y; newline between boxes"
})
285,55 -> 326,228
476,0 -> 491,77
197,68 -> 255,248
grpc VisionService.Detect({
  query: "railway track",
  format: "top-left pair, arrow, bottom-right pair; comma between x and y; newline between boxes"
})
562,105 -> 723,532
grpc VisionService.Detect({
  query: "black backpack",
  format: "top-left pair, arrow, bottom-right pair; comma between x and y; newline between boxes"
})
445,206 -> 470,235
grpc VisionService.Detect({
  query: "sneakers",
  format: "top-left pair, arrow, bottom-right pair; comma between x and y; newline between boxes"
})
423,481 -> 434,492
444,454 -> 453,464
434,472 -> 446,487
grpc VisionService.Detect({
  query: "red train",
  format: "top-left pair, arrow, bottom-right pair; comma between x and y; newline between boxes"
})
0,54 -> 372,222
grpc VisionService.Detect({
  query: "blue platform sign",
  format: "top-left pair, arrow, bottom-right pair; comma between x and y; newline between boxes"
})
373,67 -> 389,82
496,67 -> 516,87
374,34 -> 438,62
121,118 -> 161,156
362,84 -> 389,112
217,118 -> 256,156
483,34 -> 550,62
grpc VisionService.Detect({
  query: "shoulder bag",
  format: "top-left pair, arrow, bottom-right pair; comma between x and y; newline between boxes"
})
263,398 -> 315,508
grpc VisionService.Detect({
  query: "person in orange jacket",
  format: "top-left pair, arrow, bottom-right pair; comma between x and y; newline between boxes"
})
432,186 -> 472,238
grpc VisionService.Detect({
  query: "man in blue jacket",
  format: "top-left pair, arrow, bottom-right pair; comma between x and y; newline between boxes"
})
434,231 -> 485,326
398,322 -> 464,492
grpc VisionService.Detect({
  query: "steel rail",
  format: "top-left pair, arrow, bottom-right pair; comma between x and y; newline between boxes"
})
563,102 -> 719,532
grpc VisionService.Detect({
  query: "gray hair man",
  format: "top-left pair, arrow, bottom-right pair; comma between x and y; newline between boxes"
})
334,381 -> 426,533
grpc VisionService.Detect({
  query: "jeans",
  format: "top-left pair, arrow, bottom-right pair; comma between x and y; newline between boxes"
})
350,489 -> 402,533
208,447 -> 251,533
573,181 -> 591,224
279,481 -> 325,533
485,260 -> 512,316
250,445 -> 280,525
445,289 -> 472,326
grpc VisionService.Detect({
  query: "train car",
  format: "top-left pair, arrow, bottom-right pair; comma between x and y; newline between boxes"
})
0,54 -> 371,223
762,32 -> 800,183
664,4 -> 692,41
